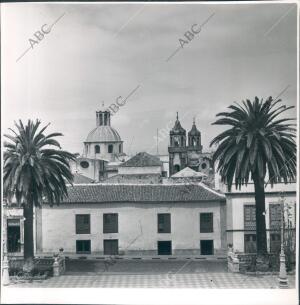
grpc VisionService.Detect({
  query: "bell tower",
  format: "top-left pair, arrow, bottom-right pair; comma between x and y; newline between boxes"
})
168,112 -> 188,176
188,117 -> 202,152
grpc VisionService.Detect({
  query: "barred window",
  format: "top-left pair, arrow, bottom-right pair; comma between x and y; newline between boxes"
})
269,204 -> 282,230
76,214 -> 90,234
244,205 -> 256,230
200,213 -> 213,233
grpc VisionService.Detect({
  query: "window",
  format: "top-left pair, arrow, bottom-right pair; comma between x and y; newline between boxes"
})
174,164 -> 180,173
7,219 -> 21,253
201,162 -> 207,170
104,239 -> 119,255
103,213 -> 118,233
158,213 -> 171,233
80,161 -> 89,169
244,205 -> 256,230
76,240 -> 91,254
200,240 -> 214,255
244,234 -> 256,253
119,144 -> 122,153
269,204 -> 281,230
157,241 -> 172,255
162,171 -> 168,178
76,214 -> 90,234
108,144 -> 113,153
95,145 -> 100,154
200,213 -> 213,233
174,136 -> 180,147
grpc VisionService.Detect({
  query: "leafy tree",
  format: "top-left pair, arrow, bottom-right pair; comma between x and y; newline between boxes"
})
4,120 -> 75,270
210,97 -> 296,256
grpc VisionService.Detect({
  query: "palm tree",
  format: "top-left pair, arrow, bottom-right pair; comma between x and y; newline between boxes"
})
4,120 -> 75,270
210,97 -> 296,257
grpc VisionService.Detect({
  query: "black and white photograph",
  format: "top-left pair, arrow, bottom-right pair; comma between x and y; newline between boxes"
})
1,1 -> 299,304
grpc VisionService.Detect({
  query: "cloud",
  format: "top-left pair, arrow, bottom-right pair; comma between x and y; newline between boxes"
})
2,2 -> 297,155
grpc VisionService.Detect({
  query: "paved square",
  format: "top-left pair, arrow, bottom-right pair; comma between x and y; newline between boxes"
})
7,259 -> 295,289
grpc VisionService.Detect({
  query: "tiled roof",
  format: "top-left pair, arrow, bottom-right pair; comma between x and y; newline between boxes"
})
104,173 -> 161,180
171,167 -> 207,178
73,173 -> 95,184
120,152 -> 162,167
62,183 -> 225,203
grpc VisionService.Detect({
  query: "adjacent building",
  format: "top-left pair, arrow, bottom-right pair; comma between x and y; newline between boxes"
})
103,152 -> 164,184
214,171 -> 297,254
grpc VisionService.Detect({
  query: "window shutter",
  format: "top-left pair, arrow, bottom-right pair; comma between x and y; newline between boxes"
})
103,214 -> 118,233
157,214 -> 171,233
200,213 -> 213,233
76,215 -> 90,234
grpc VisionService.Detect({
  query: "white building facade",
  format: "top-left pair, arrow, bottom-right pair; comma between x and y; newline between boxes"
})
35,183 -> 227,257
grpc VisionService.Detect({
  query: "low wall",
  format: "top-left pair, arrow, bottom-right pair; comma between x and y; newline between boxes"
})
8,255 -> 65,277
227,251 -> 280,273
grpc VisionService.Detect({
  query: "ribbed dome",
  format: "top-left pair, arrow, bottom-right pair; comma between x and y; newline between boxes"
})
85,126 -> 122,143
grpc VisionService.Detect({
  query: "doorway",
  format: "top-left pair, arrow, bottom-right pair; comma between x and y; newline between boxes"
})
7,219 -> 21,253
244,234 -> 257,253
104,239 -> 119,255
157,241 -> 172,255
200,240 -> 214,255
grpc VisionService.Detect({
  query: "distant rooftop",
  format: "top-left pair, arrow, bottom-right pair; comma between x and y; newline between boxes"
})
73,173 -> 95,184
171,167 -> 207,178
120,152 -> 162,167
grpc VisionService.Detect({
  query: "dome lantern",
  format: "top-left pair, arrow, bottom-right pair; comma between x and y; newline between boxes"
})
96,102 -> 111,127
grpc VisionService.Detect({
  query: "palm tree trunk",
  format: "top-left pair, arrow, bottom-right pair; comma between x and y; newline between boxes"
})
253,174 -> 268,256
23,201 -> 34,271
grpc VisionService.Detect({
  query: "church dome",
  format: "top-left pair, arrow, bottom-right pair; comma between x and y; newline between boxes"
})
85,126 -> 122,143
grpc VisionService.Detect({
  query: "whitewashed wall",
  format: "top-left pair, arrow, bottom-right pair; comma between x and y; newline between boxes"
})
37,201 -> 226,256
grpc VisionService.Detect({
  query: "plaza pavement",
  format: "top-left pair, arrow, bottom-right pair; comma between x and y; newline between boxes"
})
7,259 -> 295,288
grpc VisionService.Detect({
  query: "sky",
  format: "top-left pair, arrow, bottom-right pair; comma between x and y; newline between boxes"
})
2,2 -> 298,156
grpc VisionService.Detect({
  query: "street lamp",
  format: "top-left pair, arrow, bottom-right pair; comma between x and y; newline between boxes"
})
278,192 -> 288,288
2,202 -> 10,285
